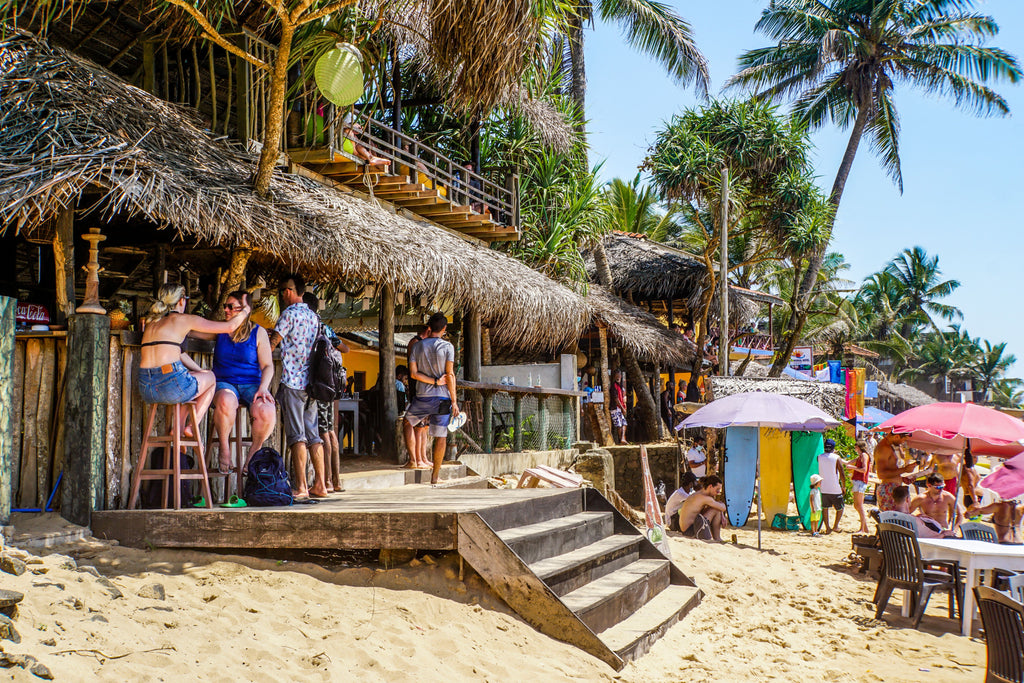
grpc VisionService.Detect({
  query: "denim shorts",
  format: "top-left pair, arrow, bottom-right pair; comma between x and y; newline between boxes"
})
851,480 -> 868,494
277,384 -> 323,447
216,381 -> 260,408
138,362 -> 198,404
404,397 -> 452,438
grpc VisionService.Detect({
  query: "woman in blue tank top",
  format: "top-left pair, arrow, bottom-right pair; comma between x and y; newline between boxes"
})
201,291 -> 276,473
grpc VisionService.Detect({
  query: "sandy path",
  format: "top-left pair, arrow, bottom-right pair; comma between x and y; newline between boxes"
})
1,523 -> 984,682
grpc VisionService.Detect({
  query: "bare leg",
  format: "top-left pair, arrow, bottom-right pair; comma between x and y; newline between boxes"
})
291,441 -> 309,497
308,442 -> 328,497
833,506 -> 844,532
244,399 -> 276,470
418,426 -> 431,468
403,419 -> 419,467
327,430 -> 341,490
213,389 -> 239,472
709,510 -> 723,542
191,369 -> 217,424
854,492 -> 869,534
430,435 -> 447,485
823,509 -> 833,534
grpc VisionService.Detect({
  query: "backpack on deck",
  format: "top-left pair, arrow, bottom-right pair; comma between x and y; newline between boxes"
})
243,447 -> 293,507
307,324 -> 346,402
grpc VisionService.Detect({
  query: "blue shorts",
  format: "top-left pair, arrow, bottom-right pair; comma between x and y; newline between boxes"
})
216,381 -> 260,408
404,397 -> 451,438
138,362 -> 198,404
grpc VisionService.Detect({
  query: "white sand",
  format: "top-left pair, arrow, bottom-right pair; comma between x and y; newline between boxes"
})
1,521 -> 985,682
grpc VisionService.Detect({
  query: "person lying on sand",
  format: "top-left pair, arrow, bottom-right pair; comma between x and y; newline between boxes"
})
967,499 -> 1024,544
675,475 -> 727,542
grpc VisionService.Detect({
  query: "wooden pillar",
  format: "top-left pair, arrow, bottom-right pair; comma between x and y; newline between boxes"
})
142,40 -> 156,94
62,313 -> 110,526
538,396 -> 549,450
52,209 -> 76,323
667,299 -> 676,387
654,361 -> 664,440
465,307 -> 482,382
152,243 -> 167,296
482,391 -> 494,454
378,284 -> 399,462
562,397 -> 573,445
218,247 -> 250,306
481,327 -> 492,366
513,394 -> 523,452
0,297 -> 14,524
598,325 -> 611,424
391,44 -> 402,131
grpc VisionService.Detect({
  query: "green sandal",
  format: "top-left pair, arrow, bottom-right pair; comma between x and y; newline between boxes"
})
189,495 -> 207,508
220,495 -> 247,508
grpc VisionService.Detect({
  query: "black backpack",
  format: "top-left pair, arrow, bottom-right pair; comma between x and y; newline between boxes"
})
243,447 -> 293,507
307,324 -> 346,402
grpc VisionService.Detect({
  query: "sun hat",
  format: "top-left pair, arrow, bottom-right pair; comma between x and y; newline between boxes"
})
809,474 -> 823,486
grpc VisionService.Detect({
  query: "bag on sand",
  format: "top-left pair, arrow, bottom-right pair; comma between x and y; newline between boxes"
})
243,447 -> 293,507
307,324 -> 346,402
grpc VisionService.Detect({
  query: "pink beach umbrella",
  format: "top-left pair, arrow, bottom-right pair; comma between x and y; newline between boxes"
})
980,453 -> 1024,500
873,402 -> 1024,458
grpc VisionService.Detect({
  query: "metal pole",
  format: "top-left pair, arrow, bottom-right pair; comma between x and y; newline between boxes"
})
719,166 -> 730,376
756,433 -> 762,550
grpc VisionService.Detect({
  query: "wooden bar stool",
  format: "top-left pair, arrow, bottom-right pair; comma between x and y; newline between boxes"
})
206,407 -> 252,501
127,400 -> 213,510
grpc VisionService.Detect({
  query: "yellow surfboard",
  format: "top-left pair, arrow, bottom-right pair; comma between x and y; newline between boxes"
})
759,427 -> 792,524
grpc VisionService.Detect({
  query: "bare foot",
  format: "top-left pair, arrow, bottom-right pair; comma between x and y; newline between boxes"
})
309,485 -> 329,498
292,488 -> 308,498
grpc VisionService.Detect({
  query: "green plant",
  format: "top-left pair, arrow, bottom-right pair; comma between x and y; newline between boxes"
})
825,426 -> 856,504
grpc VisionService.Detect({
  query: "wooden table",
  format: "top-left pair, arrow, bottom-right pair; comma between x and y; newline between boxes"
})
917,538 -> 1024,636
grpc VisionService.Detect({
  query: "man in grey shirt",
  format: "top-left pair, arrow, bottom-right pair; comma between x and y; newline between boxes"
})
404,312 -> 460,484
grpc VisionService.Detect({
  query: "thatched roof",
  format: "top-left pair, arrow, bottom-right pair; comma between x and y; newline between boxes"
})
878,381 -> 936,409
706,376 -> 846,421
586,286 -> 696,366
584,232 -> 759,324
0,32 -> 588,349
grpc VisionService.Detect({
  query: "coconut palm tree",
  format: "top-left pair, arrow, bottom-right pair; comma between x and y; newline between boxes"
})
973,340 -> 1017,399
884,246 -> 962,337
727,0 -> 1021,363
603,175 -> 684,242
990,378 -> 1024,409
901,326 -> 979,398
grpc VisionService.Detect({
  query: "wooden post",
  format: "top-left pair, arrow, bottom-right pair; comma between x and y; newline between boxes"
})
378,284 -> 399,462
77,228 -> 105,314
465,307 -> 481,382
667,298 -> 677,387
481,327 -> 492,366
482,391 -> 493,454
0,297 -> 14,524
513,394 -> 523,452
598,325 -> 611,424
142,41 -> 155,95
62,313 -> 110,526
718,165 -> 730,376
537,396 -> 549,450
218,247 -> 250,306
52,208 -> 76,322
654,362 -> 663,440
391,43 -> 402,131
562,397 -> 573,446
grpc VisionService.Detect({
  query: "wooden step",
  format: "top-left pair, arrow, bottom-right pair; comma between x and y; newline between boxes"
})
428,475 -> 491,490
474,489 -> 584,532
531,534 -> 643,596
561,559 -> 672,634
600,584 -> 702,662
497,511 -> 613,564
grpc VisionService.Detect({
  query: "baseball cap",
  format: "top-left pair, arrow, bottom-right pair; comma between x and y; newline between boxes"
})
823,438 -> 836,450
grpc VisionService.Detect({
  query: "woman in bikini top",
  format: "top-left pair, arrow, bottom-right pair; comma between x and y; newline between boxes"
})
138,284 -> 248,426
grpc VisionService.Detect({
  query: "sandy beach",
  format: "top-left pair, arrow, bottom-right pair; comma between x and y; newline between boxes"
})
0,514 -> 984,682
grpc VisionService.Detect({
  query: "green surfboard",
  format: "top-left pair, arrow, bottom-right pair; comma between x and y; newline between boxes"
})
791,432 -> 823,531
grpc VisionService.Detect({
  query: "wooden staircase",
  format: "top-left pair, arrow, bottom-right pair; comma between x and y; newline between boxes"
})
457,488 -> 701,670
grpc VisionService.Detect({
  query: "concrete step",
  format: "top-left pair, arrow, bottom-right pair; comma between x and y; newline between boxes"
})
336,463 -> 465,491
561,558 -> 672,634
600,584 -> 702,662
497,511 -> 614,565
530,534 -> 643,597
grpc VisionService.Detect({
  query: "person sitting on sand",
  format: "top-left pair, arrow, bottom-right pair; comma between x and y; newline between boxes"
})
910,473 -> 962,535
967,498 -> 1024,544
874,433 -> 918,511
890,485 -> 956,538
665,472 -> 700,532
675,475 -> 727,541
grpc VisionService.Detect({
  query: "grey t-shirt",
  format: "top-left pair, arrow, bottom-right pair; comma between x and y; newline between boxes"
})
412,336 -> 455,398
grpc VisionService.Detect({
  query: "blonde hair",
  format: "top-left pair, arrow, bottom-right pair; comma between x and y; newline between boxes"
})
145,284 -> 186,324
226,290 -> 254,344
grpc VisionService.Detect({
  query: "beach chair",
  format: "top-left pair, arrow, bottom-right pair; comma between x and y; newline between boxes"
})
962,522 -> 999,543
1008,574 -> 1024,604
879,510 -> 917,532
974,585 -> 1024,683
874,522 -> 960,627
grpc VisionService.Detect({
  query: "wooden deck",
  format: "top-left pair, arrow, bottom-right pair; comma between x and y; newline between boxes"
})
90,488 -> 572,551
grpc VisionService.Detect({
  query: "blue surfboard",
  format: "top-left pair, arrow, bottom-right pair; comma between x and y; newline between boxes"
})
724,426 -> 759,528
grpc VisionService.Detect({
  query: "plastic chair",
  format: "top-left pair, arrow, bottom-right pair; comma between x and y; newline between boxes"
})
975,585 -> 1024,683
1008,574 -> 1024,604
963,522 -> 1000,543
879,510 -> 918,532
874,523 -> 960,627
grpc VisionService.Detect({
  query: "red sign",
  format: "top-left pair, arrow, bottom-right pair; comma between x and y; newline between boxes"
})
16,303 -> 50,325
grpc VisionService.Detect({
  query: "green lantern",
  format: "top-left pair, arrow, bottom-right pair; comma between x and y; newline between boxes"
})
314,43 -> 364,107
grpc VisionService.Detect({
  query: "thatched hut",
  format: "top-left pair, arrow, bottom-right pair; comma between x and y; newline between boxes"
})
706,376 -> 846,421
585,287 -> 695,368
877,381 -> 936,414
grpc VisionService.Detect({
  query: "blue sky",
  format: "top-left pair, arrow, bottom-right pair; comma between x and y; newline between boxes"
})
585,0 -> 1024,373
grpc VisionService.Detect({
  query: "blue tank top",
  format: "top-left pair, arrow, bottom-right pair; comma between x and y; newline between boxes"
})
212,327 -> 262,385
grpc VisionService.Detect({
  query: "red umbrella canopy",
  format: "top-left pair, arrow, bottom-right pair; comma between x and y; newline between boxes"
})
873,402 -> 1024,457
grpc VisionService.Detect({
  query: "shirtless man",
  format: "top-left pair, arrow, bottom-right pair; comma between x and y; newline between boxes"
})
874,433 -> 917,511
892,486 -> 956,538
675,475 -> 727,542
910,473 -> 962,534
967,499 -> 1024,544
926,451 -> 962,496
961,450 -> 981,508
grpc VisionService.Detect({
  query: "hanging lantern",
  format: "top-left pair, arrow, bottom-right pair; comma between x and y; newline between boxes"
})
314,43 -> 364,107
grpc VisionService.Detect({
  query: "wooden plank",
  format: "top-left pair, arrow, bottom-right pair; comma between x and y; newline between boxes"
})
0,298 -> 14,523
19,338 -> 42,507
50,339 -> 68,509
10,340 -> 25,508
120,343 -> 135,509
35,340 -> 56,507
128,344 -> 144,501
105,335 -> 123,509
392,197 -> 444,208
416,205 -> 471,217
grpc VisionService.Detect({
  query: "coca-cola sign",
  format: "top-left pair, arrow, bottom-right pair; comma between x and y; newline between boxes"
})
16,302 -> 50,324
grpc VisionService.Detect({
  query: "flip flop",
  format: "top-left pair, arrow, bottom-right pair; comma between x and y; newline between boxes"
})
292,497 -> 319,505
219,495 -> 247,508
189,496 -> 207,508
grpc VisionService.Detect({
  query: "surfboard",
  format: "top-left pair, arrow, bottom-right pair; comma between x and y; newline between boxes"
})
791,431 -> 824,531
759,428 -> 792,525
724,426 -> 759,527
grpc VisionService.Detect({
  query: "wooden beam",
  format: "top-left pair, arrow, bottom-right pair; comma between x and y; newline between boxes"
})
482,391 -> 493,454
599,326 -> 611,427
465,307 -> 482,382
378,284 -> 399,463
513,394 -> 523,453
0,297 -> 14,524
52,208 -> 76,323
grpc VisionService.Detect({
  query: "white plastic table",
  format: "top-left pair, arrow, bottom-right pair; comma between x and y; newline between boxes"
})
917,538 -> 1024,636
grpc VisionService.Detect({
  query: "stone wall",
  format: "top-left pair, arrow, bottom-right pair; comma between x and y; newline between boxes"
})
602,444 -> 682,506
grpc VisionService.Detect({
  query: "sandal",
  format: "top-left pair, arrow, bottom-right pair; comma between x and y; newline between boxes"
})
220,495 -> 247,508
189,495 -> 207,508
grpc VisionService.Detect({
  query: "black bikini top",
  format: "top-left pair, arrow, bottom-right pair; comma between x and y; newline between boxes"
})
141,340 -> 186,350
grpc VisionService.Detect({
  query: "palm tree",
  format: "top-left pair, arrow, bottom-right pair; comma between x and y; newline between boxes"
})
973,340 -> 1017,399
727,0 -> 1021,358
901,326 -> 979,398
990,378 -> 1024,409
884,246 -> 962,337
603,175 -> 683,242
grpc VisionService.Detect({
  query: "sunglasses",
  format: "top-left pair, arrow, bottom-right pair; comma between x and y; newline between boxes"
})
223,304 -> 244,312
